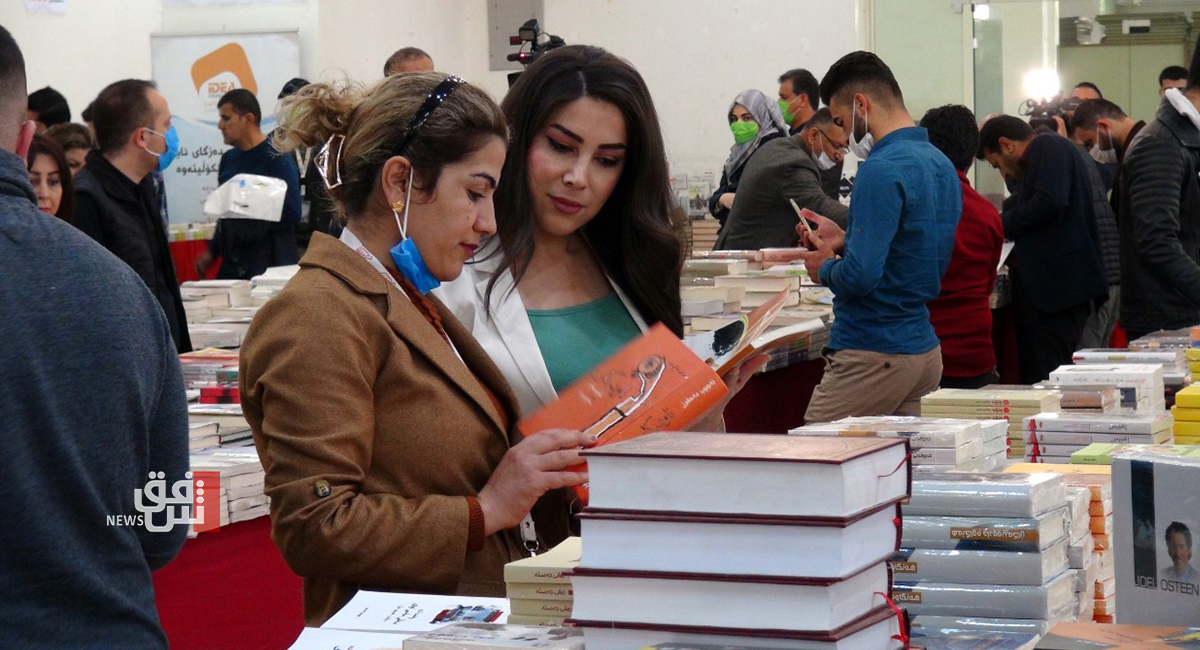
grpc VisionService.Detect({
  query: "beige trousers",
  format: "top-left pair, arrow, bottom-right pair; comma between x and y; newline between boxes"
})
804,346 -> 943,424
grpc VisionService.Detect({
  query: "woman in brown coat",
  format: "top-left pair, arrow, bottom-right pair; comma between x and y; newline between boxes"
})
239,73 -> 591,626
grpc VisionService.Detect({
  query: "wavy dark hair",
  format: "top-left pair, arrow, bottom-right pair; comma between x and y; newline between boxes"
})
27,133 -> 73,223
487,45 -> 686,336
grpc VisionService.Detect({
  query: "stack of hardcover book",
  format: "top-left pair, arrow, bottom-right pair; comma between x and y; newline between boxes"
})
567,432 -> 909,650
1023,412 -> 1175,464
789,415 -> 1007,473
1169,383 -> 1200,444
1072,348 -> 1189,392
921,389 -> 1062,459
1050,364 -> 1167,412
503,537 -> 579,626
1113,450 -> 1200,627
1005,464 -> 1117,623
898,473 -> 1077,636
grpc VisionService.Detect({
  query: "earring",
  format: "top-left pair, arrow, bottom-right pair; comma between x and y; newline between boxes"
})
392,198 -> 405,214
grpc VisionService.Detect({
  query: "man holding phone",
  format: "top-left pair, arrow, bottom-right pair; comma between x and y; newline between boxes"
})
796,51 -> 961,423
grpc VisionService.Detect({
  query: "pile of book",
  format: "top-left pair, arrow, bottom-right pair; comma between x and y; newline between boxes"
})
1050,364 -> 1167,412
181,279 -> 259,347
567,432 -> 909,650
187,402 -> 253,448
178,348 -> 239,389
1005,464 -> 1116,623
988,383 -> 1121,414
1170,383 -> 1200,443
249,264 -> 299,305
688,217 -> 719,252
789,415 -> 1007,473
1113,450 -> 1200,627
1023,412 -> 1175,464
899,472 -> 1078,640
503,537 -> 579,626
920,388 -> 1062,459
189,447 -> 267,527
1073,347 -> 1189,388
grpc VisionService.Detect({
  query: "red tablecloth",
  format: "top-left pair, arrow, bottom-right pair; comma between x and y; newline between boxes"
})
722,358 -> 825,433
169,239 -> 220,283
153,517 -> 303,650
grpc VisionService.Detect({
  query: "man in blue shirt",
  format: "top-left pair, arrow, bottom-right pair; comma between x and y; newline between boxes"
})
194,88 -> 300,279
797,51 -> 962,422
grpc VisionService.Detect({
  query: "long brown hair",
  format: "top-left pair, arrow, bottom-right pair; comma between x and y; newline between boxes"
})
27,133 -> 73,223
487,45 -> 686,336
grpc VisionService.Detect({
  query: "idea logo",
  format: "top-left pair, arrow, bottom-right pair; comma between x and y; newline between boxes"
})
191,43 -> 258,111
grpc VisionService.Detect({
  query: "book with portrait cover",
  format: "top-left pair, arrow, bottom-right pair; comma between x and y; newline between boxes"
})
1112,452 -> 1200,626
518,324 -> 727,504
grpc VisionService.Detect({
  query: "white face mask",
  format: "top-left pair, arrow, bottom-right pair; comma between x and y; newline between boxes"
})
815,150 -> 837,171
848,104 -> 874,159
1089,128 -> 1117,165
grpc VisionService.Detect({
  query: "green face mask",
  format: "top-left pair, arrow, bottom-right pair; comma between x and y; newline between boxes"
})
777,99 -> 795,124
731,120 -> 759,145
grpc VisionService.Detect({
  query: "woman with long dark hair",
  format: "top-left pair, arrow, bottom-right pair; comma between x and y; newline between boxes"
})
26,133 -> 73,223
439,45 -> 762,426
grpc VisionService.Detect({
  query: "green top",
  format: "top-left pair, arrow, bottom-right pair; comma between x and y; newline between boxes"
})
527,292 -> 641,393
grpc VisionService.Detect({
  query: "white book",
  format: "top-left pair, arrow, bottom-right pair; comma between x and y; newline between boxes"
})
402,624 -> 583,650
910,440 -> 982,466
1022,428 -> 1175,445
681,299 -> 723,317
578,501 -> 900,579
288,627 -> 414,650
742,291 -> 799,308
582,433 -> 909,519
910,614 -> 1062,638
574,607 -> 900,650
1068,534 -> 1095,569
904,473 -> 1066,518
322,592 -> 509,634
1024,412 -> 1174,435
790,416 -> 982,449
902,507 -> 1070,552
892,570 -> 1075,619
1073,349 -> 1185,364
714,273 -> 799,292
1065,487 -> 1091,543
229,504 -> 269,522
189,421 -> 219,439
228,494 -> 269,512
569,563 -> 889,632
891,538 -> 1068,585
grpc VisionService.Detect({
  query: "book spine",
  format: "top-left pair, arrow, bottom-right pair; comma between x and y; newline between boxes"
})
505,583 -> 574,600
509,598 -> 573,617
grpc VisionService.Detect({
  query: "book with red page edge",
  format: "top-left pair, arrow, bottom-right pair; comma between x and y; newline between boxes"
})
517,323 -> 727,504
566,602 -> 900,643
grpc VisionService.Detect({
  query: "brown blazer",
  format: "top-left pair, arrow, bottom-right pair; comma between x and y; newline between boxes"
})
240,233 -> 568,626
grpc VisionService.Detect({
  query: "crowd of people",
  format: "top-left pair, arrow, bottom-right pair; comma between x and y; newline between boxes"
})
6,16 -> 1200,647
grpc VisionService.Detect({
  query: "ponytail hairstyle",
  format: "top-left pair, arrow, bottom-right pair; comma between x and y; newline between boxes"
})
272,72 -> 507,224
487,45 -> 686,337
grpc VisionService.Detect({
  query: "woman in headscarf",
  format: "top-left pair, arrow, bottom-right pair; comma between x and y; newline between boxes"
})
707,89 -> 790,227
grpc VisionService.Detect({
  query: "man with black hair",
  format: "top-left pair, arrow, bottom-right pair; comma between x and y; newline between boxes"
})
978,115 -> 1107,382
194,88 -> 300,279
795,51 -> 960,422
1073,98 -> 1146,219
26,85 -> 69,132
73,79 -> 192,353
0,25 -> 188,649
1119,39 -> 1200,339
1161,522 -> 1198,583
779,68 -> 843,198
920,105 -> 1004,389
384,46 -> 434,76
1072,81 -> 1103,102
714,109 -> 848,250
1160,65 -> 1188,97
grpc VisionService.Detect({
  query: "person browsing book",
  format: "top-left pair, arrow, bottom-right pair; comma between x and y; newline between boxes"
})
795,51 -> 961,422
437,46 -> 764,430
239,73 -> 592,626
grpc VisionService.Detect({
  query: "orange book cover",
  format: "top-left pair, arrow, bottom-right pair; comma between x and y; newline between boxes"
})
518,323 -> 727,503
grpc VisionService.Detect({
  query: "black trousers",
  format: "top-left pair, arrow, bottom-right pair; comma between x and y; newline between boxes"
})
940,369 -> 1001,390
1013,281 -> 1092,385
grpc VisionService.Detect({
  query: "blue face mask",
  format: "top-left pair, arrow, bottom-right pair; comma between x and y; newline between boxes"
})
389,168 -> 441,294
145,125 -> 180,171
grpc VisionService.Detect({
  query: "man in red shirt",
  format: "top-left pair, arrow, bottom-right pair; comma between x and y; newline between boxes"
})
920,105 -> 1005,388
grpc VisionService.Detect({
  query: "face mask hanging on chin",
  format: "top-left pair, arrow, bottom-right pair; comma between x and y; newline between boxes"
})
1089,129 -> 1117,165
848,105 -> 874,159
389,167 -> 441,295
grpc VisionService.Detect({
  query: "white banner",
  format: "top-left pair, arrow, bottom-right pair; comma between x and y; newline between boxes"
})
25,0 -> 66,14
151,32 -> 300,223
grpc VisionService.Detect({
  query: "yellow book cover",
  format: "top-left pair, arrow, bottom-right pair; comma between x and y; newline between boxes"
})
1173,383 -> 1200,409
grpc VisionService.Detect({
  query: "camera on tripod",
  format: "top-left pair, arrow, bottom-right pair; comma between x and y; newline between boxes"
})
507,19 -> 565,70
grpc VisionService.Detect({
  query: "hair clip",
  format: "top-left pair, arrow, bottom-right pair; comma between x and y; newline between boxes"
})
315,134 -> 346,190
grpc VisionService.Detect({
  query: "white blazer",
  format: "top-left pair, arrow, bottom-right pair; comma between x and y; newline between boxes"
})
435,240 -> 650,416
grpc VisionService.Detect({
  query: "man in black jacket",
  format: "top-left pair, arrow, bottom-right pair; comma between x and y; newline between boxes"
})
73,79 -> 191,353
1119,50 -> 1200,340
978,115 -> 1107,383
